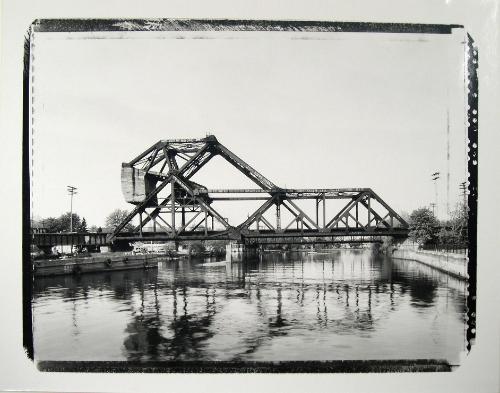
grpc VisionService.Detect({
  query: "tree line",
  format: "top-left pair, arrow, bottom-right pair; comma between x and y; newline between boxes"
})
407,201 -> 467,249
34,209 -> 133,233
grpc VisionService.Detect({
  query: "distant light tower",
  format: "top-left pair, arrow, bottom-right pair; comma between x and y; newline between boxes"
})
430,202 -> 436,216
431,172 -> 440,218
67,185 -> 78,232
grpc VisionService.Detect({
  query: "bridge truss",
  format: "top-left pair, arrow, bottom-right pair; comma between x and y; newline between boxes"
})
109,136 -> 408,244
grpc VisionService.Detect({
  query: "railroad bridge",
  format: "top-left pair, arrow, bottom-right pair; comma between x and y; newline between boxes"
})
107,135 -> 408,245
31,136 -> 409,249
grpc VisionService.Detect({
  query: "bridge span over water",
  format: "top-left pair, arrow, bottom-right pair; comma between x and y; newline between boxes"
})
32,136 -> 409,248
111,136 -> 408,244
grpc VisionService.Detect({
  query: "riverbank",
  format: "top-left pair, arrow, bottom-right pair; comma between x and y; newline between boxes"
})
33,253 -> 162,277
392,248 -> 467,280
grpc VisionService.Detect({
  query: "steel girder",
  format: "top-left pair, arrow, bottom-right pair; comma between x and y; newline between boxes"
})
109,135 -> 408,243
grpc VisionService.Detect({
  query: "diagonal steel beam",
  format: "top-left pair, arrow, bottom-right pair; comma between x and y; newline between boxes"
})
284,199 -> 319,230
127,142 -> 160,166
346,211 -> 367,230
360,199 -> 391,228
142,209 -> 172,234
368,189 -> 409,228
145,147 -> 160,172
238,195 -> 278,229
214,142 -> 277,190
259,215 -> 275,231
176,210 -> 203,233
326,192 -> 367,228
134,144 -> 213,229
281,201 -> 312,230
375,212 -> 391,228
173,176 -> 229,229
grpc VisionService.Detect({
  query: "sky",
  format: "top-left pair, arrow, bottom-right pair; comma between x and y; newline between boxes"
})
30,29 -> 468,227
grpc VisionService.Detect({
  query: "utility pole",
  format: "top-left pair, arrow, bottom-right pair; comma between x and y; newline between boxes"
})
431,172 -> 440,218
446,108 -> 450,217
430,202 -> 436,216
459,181 -> 468,249
67,185 -> 78,232
459,181 -> 467,217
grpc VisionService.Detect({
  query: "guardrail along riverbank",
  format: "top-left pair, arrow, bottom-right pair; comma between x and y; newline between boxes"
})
392,248 -> 467,280
33,253 -> 161,277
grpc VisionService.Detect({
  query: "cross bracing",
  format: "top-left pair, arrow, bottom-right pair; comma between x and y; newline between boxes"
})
109,135 -> 408,244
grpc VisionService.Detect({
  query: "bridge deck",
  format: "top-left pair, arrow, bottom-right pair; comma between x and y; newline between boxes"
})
32,227 -> 408,247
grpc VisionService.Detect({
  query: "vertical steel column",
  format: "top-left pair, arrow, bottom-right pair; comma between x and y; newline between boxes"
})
322,193 -> 326,228
316,198 -> 319,226
181,206 -> 186,228
139,212 -> 143,237
367,196 -> 371,228
355,202 -> 359,228
276,202 -> 281,230
171,179 -> 176,235
204,210 -> 208,236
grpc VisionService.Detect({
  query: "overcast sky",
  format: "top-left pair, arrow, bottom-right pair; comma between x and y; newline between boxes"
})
31,29 -> 468,227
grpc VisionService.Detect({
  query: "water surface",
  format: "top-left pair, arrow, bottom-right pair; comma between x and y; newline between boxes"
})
32,250 -> 467,363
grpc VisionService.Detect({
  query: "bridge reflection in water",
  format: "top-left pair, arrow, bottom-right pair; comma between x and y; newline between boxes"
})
32,250 -> 466,364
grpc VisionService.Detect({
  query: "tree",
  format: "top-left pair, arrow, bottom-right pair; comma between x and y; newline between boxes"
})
437,201 -> 467,247
58,212 -> 82,232
39,213 -> 81,232
79,217 -> 88,233
408,207 -> 439,246
105,209 -> 134,232
39,217 -> 60,232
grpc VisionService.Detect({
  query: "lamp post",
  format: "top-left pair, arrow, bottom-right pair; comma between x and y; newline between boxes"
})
431,172 -> 440,218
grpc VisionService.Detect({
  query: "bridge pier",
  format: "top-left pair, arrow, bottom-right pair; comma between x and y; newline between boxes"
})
225,241 -> 261,257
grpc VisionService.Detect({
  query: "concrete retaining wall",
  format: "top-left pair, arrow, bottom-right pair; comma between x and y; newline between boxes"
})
392,248 -> 468,280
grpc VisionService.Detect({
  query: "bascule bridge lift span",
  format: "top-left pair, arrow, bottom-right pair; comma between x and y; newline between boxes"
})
109,135 -> 409,245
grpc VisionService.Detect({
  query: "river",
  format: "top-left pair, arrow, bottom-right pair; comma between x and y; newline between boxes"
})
32,249 -> 467,364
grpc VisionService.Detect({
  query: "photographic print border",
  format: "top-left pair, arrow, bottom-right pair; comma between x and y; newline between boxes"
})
22,18 -> 478,373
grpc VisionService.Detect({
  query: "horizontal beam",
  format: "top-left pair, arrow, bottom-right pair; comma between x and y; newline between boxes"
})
197,188 -> 370,194
113,227 -> 408,241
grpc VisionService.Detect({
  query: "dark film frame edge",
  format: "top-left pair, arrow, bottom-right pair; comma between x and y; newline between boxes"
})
22,18 -> 478,372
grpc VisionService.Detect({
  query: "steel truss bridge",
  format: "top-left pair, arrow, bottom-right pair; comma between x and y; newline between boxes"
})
107,135 -> 408,245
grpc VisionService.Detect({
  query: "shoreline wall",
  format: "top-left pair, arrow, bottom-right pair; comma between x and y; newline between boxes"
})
392,248 -> 467,280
